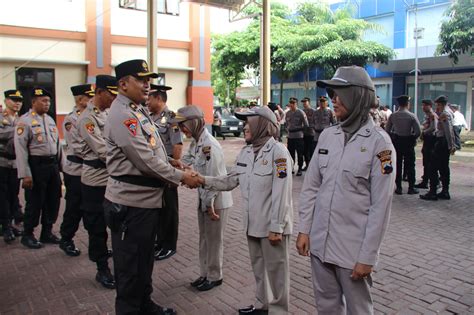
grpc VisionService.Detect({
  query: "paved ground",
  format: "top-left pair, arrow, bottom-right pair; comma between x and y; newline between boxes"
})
1,137 -> 473,315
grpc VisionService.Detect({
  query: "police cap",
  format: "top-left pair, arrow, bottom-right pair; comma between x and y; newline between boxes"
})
4,89 -> 23,101
70,84 -> 95,97
96,75 -> 118,95
169,105 -> 204,123
235,105 -> 277,125
434,95 -> 448,104
31,87 -> 52,98
317,66 -> 375,91
115,59 -> 158,81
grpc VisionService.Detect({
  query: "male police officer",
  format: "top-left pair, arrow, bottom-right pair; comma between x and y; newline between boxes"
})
103,59 -> 201,314
415,99 -> 438,189
312,96 -> 336,150
15,88 -> 62,249
59,84 -> 94,256
285,97 -> 308,176
420,95 -> 455,201
77,75 -> 117,289
147,84 -> 183,261
301,97 -> 315,170
1,90 -> 23,243
385,95 -> 421,195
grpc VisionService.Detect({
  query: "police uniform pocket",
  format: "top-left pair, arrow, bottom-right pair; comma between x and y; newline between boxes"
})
253,164 -> 273,191
342,164 -> 370,193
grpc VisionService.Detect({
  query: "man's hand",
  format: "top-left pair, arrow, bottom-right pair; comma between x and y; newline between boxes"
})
22,176 -> 33,189
181,170 -> 201,188
170,159 -> 185,170
268,232 -> 283,246
296,233 -> 310,256
351,262 -> 373,280
207,206 -> 220,221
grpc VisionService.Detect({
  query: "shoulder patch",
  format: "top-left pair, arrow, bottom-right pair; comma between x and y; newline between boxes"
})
203,145 -> 211,160
124,118 -> 138,136
376,150 -> 393,175
84,120 -> 95,134
17,126 -> 24,135
275,158 -> 287,178
65,122 -> 73,132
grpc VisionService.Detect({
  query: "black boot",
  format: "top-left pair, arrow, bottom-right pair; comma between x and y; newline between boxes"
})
420,190 -> 438,201
437,190 -> 451,200
407,186 -> 419,195
21,234 -> 43,249
414,181 -> 428,189
59,239 -> 81,256
3,226 -> 16,244
95,265 -> 115,289
394,187 -> 403,195
40,229 -> 60,244
296,168 -> 303,176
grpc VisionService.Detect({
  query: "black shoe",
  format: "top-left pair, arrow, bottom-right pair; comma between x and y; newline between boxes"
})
196,279 -> 223,291
3,228 -> 16,244
59,239 -> 81,257
40,232 -> 60,244
154,247 -> 163,260
11,226 -> 23,237
296,169 -> 303,176
238,305 -> 268,314
190,276 -> 207,287
407,187 -> 419,195
420,192 -> 438,201
141,300 -> 177,315
156,249 -> 176,261
21,235 -> 43,249
437,191 -> 451,200
95,268 -> 115,289
395,187 -> 403,195
414,182 -> 428,189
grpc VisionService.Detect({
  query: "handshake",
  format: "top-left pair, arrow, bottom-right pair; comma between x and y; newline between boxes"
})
170,159 -> 205,189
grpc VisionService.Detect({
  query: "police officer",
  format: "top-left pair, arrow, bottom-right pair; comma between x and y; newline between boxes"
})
59,84 -> 94,256
285,97 -> 308,176
147,84 -> 183,261
103,59 -> 201,315
201,106 -> 293,314
173,105 -> 233,291
1,90 -> 23,243
14,87 -> 62,249
420,95 -> 455,201
414,99 -> 438,189
385,95 -> 421,195
76,75 -> 117,289
312,96 -> 336,150
297,66 -> 395,315
301,97 -> 315,170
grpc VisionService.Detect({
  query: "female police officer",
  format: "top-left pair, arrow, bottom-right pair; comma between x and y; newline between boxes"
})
297,66 -> 396,314
198,106 -> 293,314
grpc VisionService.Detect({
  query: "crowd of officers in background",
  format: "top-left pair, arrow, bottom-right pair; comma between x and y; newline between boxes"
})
0,59 -> 469,314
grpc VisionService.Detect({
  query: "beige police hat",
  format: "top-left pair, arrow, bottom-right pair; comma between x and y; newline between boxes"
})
317,65 -> 375,91
234,106 -> 277,125
169,105 -> 204,123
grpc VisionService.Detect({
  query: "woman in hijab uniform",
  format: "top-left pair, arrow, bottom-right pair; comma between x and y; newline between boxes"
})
200,106 -> 293,315
171,105 -> 233,292
296,66 -> 396,314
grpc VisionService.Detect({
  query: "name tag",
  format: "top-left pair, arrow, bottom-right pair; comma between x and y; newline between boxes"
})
237,162 -> 247,167
319,149 -> 328,155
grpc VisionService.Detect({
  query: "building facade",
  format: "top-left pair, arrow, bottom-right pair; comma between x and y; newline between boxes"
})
0,0 -> 213,137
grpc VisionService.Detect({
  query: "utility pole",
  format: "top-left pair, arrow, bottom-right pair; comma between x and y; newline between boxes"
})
261,0 -> 270,106
147,0 -> 158,79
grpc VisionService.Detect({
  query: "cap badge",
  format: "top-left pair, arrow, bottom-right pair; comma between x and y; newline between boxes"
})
34,89 -> 43,96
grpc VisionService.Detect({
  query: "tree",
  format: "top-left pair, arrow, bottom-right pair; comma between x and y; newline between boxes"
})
437,0 -> 474,64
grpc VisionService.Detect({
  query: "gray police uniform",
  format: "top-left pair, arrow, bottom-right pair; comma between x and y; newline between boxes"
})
385,108 -> 421,189
60,107 -> 84,242
77,102 -> 110,267
205,137 -> 293,314
104,93 -> 184,313
299,119 -> 396,314
303,107 -> 316,167
420,110 -> 438,184
0,112 -> 21,232
150,106 -> 183,253
312,107 -> 336,145
285,109 -> 308,171
14,109 -> 62,237
182,128 -> 233,282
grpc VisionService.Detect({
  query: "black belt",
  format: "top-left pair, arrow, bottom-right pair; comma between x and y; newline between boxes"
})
111,175 -> 165,188
29,155 -> 57,165
0,152 -> 15,160
83,159 -> 106,169
67,155 -> 83,164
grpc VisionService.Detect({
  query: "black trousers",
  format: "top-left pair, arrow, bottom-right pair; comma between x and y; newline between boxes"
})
156,186 -> 179,251
104,199 -> 159,315
303,135 -> 315,166
23,161 -> 61,235
0,167 -> 20,228
287,138 -> 304,169
393,136 -> 416,188
81,184 -> 109,266
60,173 -> 83,241
429,138 -> 451,192
421,135 -> 436,183
453,125 -> 462,150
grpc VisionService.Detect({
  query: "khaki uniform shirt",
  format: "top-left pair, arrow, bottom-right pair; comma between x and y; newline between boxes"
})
77,102 -> 108,187
385,108 -> 421,138
303,107 -> 316,137
205,137 -> 293,237
0,112 -> 18,168
104,94 -> 184,209
182,128 -> 233,211
422,110 -> 438,137
62,107 -> 83,176
312,108 -> 336,141
299,119 -> 395,269
150,106 -> 183,157
285,109 -> 308,139
14,110 -> 60,178
436,109 -> 455,150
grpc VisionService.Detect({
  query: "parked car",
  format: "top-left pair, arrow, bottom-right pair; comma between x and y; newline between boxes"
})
213,106 -> 244,137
